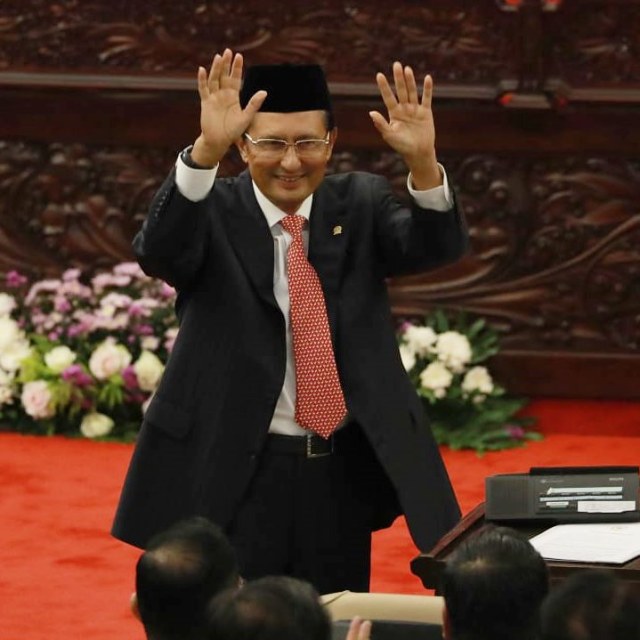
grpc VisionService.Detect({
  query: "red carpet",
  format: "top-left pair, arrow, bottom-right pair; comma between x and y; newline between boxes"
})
1,399 -> 639,640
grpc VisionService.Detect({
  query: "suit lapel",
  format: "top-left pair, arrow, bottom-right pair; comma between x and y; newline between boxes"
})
308,179 -> 349,334
224,171 -> 279,310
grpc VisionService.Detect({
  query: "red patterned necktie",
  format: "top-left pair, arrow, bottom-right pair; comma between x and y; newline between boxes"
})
280,214 -> 346,438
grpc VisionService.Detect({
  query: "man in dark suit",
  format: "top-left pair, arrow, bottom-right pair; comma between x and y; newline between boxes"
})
112,48 -> 468,593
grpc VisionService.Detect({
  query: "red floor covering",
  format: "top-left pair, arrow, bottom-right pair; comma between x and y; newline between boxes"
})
0,399 -> 638,640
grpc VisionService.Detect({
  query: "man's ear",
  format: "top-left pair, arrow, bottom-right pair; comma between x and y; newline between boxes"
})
328,127 -> 338,152
442,602 -> 451,640
130,592 -> 141,621
235,138 -> 249,164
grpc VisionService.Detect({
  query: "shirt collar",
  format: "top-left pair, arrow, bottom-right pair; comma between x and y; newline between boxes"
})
251,181 -> 313,230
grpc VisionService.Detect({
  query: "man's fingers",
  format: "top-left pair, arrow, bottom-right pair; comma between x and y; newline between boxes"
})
220,48 -> 232,82
229,52 -> 244,85
208,53 -> 221,91
197,66 -> 209,100
369,111 -> 389,134
421,74 -> 434,109
346,617 -> 372,640
375,72 -> 398,113
359,620 -> 372,640
393,61 -> 409,103
244,90 -> 268,118
404,65 -> 419,104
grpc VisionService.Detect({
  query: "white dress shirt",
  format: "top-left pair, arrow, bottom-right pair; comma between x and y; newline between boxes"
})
174,153 -> 453,435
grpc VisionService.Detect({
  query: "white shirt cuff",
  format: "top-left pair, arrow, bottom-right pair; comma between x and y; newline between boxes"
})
407,163 -> 453,212
175,151 -> 218,202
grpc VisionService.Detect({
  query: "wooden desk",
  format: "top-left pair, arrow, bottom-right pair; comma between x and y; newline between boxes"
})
411,502 -> 640,594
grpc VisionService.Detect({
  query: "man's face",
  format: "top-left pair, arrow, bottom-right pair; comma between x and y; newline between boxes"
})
237,111 -> 336,215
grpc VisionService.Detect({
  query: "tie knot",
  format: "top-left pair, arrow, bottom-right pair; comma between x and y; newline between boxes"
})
280,214 -> 306,235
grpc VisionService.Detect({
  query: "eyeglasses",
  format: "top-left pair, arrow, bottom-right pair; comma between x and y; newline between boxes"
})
243,133 -> 330,159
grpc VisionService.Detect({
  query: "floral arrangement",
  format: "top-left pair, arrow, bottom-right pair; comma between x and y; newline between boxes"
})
0,263 -> 538,451
398,310 -> 541,452
0,264 -> 178,440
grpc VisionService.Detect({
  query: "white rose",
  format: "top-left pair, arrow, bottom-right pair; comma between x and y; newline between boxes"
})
88,340 -> 132,380
419,361 -> 453,398
403,325 -> 437,357
0,368 -> 13,386
80,412 -> 115,438
0,316 -> 22,352
141,336 -> 160,351
1,339 -> 32,372
462,366 -> 494,395
399,343 -> 416,372
133,350 -> 165,392
44,345 -> 77,374
0,369 -> 16,407
21,380 -> 55,419
434,331 -> 472,373
0,386 -> 13,406
0,293 -> 16,317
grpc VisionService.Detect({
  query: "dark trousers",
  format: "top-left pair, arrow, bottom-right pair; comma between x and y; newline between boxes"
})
225,424 -> 379,593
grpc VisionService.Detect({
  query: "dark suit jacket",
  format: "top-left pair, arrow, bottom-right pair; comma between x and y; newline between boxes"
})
112,168 -> 469,550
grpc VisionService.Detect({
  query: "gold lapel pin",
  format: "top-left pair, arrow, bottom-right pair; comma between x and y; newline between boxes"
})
333,225 -> 342,236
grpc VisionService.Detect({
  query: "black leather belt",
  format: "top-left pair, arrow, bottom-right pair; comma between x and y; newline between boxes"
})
265,433 -> 334,458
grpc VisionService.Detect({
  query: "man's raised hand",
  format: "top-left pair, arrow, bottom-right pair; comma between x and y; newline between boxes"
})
191,48 -> 266,167
369,61 -> 441,189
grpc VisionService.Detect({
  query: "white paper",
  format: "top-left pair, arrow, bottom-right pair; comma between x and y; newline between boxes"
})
530,522 -> 640,565
578,500 -> 636,513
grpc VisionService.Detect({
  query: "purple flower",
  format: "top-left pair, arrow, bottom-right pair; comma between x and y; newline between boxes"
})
6,270 -> 28,288
135,324 -> 154,336
128,302 -> 147,318
505,425 -> 526,439
113,262 -> 145,278
62,364 -> 93,387
122,365 -> 139,390
54,296 -> 72,313
160,282 -> 176,298
62,268 -> 81,282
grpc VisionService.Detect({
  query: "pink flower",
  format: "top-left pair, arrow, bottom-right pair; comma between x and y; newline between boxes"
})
113,262 -> 146,278
62,268 -> 81,281
6,270 -> 28,288
88,340 -> 132,379
135,324 -> 154,336
160,282 -> 176,299
122,365 -> 139,390
54,296 -> 71,313
62,364 -> 93,387
21,380 -> 54,419
505,425 -> 525,439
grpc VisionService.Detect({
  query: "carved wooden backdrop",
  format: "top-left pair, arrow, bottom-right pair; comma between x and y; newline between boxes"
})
1,0 -> 639,398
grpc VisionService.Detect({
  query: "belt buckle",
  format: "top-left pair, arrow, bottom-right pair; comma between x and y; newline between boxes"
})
306,434 -> 333,458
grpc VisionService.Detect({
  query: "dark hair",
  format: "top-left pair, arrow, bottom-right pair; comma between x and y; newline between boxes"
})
540,569 -> 640,640
206,575 -> 331,640
441,526 -> 549,640
136,516 -> 239,640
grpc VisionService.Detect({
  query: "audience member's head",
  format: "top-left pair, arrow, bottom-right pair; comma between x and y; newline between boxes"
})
441,525 -> 549,640
132,516 -> 240,640
540,569 -> 640,640
206,575 -> 331,640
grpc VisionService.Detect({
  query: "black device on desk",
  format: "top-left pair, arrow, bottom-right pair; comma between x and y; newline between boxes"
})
485,466 -> 640,524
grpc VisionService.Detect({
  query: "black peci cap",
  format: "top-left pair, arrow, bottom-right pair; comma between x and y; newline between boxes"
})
239,64 -> 333,119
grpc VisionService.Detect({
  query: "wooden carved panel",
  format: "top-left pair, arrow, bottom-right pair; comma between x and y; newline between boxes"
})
2,0 -> 640,398
390,155 -> 640,355
547,0 -> 640,85
1,0 -> 518,83
0,141 -> 170,275
2,138 -> 638,362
